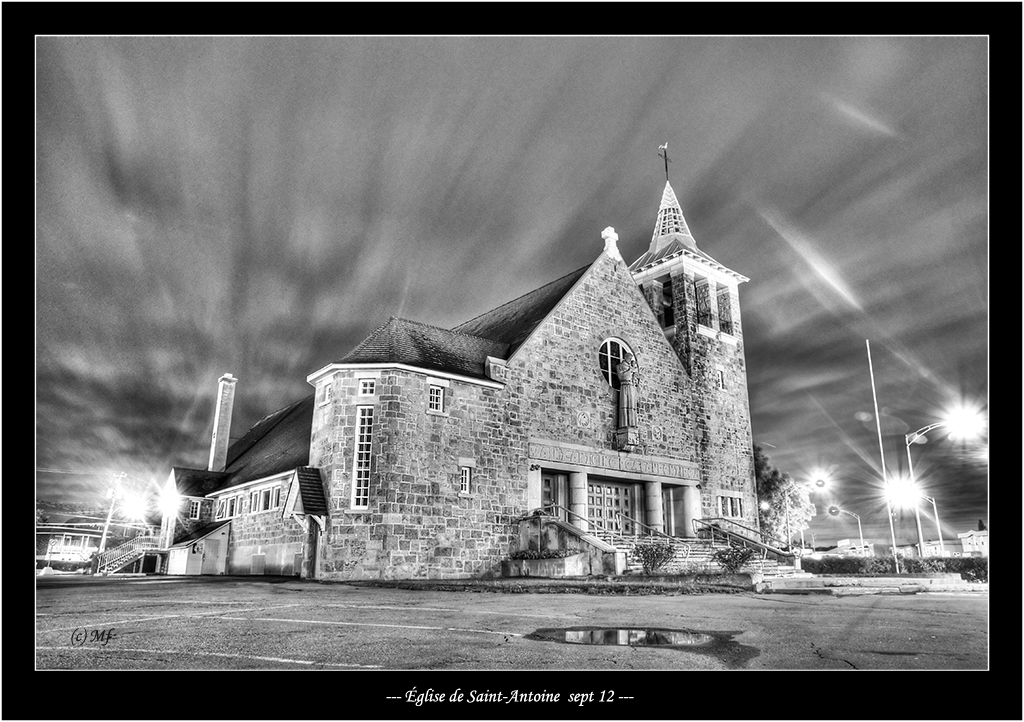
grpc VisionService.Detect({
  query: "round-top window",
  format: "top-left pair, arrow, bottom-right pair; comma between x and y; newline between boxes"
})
599,338 -> 633,390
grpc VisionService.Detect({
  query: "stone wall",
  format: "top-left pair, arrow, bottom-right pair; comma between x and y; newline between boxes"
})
219,477 -> 306,575
513,253 -> 697,464
667,264 -> 757,526
311,369 -> 527,580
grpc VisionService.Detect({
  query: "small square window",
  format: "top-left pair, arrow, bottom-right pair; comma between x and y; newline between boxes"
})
428,385 -> 444,412
359,379 -> 376,396
459,466 -> 472,494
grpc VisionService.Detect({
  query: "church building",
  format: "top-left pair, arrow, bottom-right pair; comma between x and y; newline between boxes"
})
158,174 -> 758,580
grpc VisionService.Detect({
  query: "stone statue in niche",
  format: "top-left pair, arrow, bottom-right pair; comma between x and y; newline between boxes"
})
615,354 -> 640,430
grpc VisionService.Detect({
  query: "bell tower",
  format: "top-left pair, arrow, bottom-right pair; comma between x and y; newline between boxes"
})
629,145 -> 757,528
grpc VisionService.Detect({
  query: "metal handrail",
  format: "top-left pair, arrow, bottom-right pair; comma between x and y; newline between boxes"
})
522,505 -> 633,547
613,512 -> 674,542
692,518 -> 794,557
96,535 -> 159,572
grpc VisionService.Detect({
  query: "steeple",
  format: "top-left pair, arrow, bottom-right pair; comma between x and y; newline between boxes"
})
650,181 -> 697,254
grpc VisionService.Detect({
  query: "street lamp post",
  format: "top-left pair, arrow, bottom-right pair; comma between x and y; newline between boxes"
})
904,407 -> 984,557
828,505 -> 866,557
919,494 -> 943,557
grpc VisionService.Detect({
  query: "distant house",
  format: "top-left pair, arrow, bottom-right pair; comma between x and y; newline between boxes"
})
957,528 -> 988,557
36,523 -> 102,565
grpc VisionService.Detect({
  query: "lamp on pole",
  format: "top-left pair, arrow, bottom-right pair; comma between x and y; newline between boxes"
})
904,406 -> 985,558
918,493 -> 943,557
828,505 -> 866,557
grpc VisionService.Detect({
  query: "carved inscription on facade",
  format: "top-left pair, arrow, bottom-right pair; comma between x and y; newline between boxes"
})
528,441 -> 699,481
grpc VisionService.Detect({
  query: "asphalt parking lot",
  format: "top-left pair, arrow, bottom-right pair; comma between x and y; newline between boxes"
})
35,574 -> 988,678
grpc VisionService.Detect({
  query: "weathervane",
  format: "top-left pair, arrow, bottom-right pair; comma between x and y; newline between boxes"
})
658,142 -> 671,181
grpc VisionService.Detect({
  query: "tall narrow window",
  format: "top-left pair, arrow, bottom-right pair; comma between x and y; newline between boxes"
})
460,466 -> 472,494
661,279 -> 675,328
694,277 -> 712,327
717,284 -> 734,335
428,384 -> 444,412
188,500 -> 200,519
352,406 -> 374,509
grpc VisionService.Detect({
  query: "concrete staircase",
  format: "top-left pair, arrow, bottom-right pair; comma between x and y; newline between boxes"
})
594,534 -> 785,577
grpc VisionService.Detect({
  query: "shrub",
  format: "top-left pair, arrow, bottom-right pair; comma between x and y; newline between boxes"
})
631,541 -> 676,574
508,548 -> 577,560
711,545 -> 756,574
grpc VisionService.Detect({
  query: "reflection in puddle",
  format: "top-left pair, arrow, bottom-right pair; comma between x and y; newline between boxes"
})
561,628 -> 714,647
527,626 -> 759,667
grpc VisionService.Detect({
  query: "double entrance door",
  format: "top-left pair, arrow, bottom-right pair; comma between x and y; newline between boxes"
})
541,473 -> 636,535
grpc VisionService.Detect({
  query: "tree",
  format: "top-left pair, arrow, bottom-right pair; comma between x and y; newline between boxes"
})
978,519 -> 986,531
753,444 -> 814,547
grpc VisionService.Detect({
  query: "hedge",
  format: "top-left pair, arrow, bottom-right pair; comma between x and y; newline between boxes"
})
800,555 -> 987,582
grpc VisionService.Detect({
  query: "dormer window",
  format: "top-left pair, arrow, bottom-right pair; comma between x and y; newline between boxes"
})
598,338 -> 633,390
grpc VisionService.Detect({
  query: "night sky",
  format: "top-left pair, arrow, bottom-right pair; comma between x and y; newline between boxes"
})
36,36 -> 988,548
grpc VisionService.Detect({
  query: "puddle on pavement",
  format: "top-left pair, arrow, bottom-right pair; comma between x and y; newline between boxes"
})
526,626 -> 759,668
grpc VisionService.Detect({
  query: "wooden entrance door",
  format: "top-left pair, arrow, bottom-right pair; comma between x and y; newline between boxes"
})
587,481 -> 635,534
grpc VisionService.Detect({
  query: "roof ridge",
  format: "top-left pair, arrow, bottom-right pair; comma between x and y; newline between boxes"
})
390,316 -> 508,345
454,264 -> 590,330
225,394 -> 314,467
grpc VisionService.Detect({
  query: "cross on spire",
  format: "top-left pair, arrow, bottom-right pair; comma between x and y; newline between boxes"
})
658,142 -> 671,181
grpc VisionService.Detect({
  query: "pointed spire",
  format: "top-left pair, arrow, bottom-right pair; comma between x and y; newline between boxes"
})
650,181 -> 696,253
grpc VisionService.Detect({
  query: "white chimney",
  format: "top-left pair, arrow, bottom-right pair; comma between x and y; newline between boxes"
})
208,373 -> 237,472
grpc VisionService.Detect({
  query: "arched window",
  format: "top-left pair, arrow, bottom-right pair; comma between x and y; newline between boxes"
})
598,338 -> 633,390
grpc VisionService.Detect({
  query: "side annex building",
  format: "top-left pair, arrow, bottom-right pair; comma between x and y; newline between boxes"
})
159,181 -> 759,580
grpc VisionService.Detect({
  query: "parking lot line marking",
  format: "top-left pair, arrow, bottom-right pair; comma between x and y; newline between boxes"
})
35,646 -> 381,669
216,615 -> 523,637
39,604 -> 303,633
313,603 -> 562,619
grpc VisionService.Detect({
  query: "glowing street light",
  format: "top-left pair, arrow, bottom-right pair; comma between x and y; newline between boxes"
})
121,492 -> 148,522
904,403 -> 986,557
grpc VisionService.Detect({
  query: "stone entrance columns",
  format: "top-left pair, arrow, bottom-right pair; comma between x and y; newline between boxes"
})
569,471 -> 588,531
681,485 -> 702,538
644,480 -> 664,534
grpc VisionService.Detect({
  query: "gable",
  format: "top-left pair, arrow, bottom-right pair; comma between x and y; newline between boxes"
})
507,251 -> 693,454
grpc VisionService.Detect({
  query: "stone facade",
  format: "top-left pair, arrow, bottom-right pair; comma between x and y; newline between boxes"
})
220,477 -> 305,575
164,180 -> 759,580
310,369 -> 526,580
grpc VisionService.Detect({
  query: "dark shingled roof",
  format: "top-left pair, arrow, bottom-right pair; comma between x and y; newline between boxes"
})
295,466 -> 329,515
452,265 -> 589,353
220,394 -> 315,488
168,520 -> 231,548
173,468 -> 228,497
338,317 -> 509,379
174,395 -> 315,496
